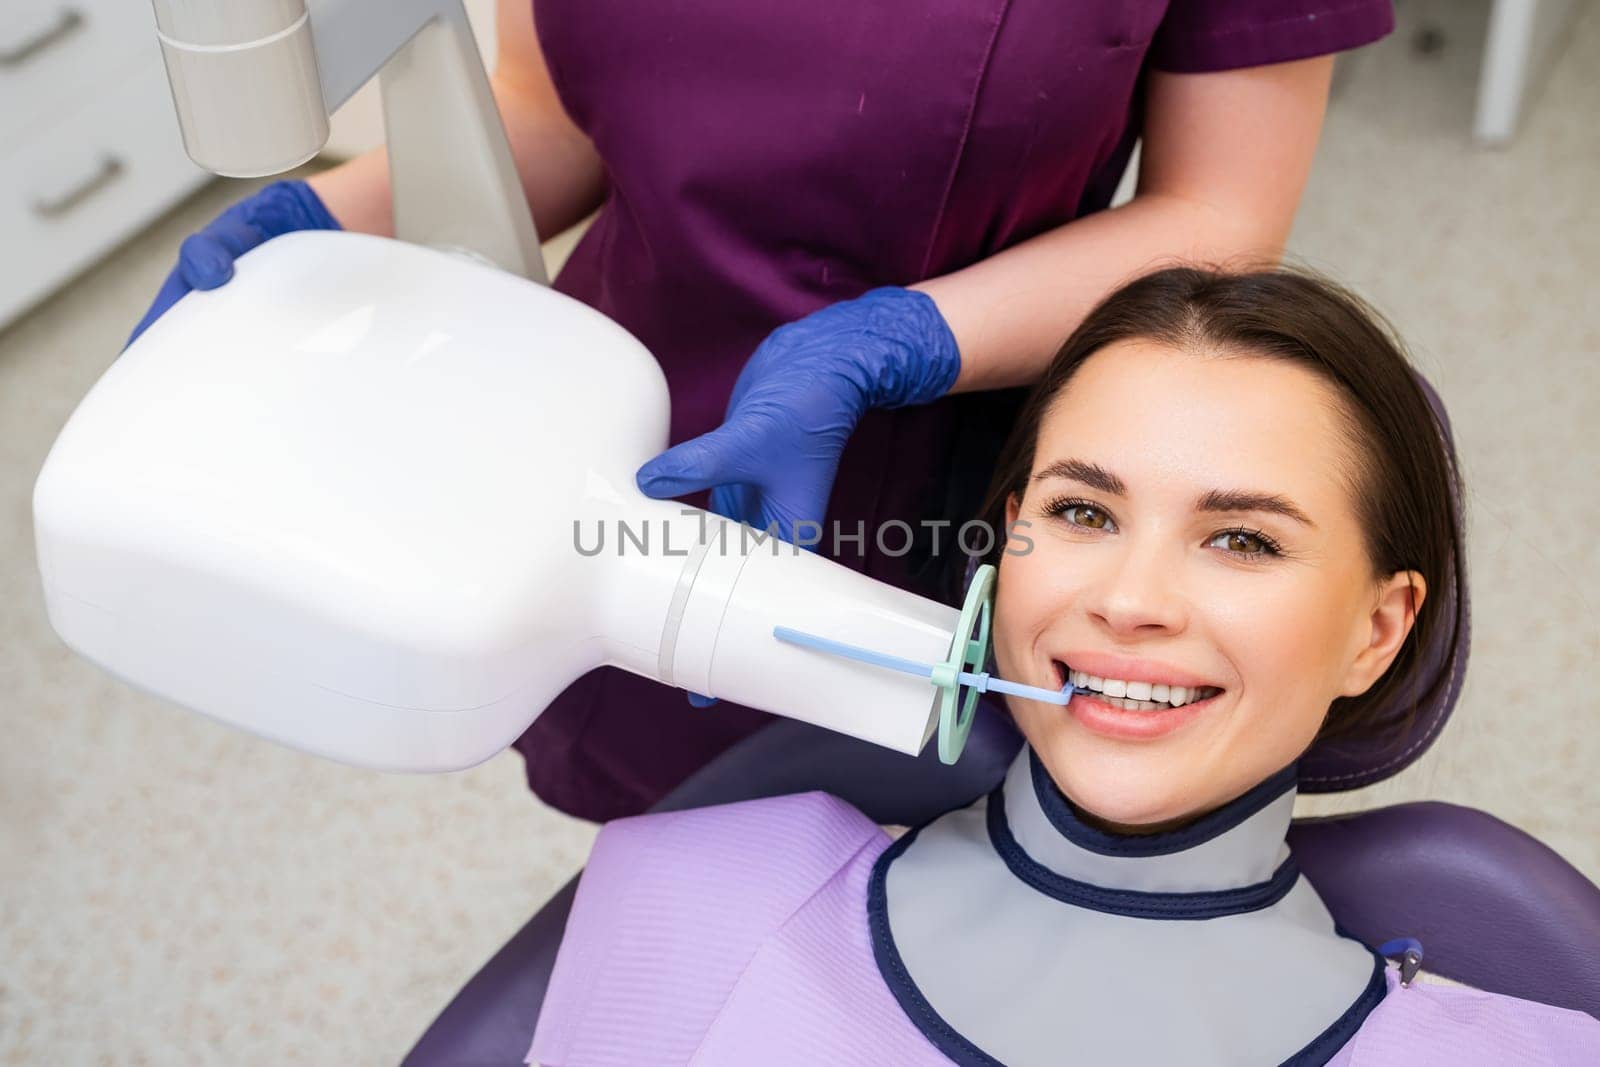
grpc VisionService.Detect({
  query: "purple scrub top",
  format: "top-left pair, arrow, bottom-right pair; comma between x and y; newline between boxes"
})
515,0 -> 1395,821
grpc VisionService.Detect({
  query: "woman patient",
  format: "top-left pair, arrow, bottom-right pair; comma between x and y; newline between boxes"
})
528,268 -> 1600,1065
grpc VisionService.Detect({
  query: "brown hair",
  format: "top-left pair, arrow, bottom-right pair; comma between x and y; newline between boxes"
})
977,267 -> 1466,748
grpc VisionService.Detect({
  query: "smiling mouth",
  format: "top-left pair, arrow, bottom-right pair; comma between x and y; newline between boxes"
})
1052,660 -> 1224,712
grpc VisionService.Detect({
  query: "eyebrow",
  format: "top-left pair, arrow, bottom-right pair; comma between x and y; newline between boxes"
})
1031,458 -> 1318,528
1034,459 -> 1126,495
1196,488 -> 1318,529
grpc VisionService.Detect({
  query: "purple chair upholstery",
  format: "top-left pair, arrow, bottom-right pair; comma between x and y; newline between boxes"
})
400,708 -> 1600,1065
1288,802 -> 1600,1018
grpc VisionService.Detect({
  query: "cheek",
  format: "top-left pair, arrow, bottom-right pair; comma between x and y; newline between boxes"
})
1210,572 -> 1359,742
993,549 -> 1062,673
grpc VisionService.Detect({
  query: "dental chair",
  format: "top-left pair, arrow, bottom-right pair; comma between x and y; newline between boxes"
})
400,703 -> 1600,1066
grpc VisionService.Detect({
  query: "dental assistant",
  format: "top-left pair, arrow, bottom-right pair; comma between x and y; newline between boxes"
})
128,1 -> 1396,821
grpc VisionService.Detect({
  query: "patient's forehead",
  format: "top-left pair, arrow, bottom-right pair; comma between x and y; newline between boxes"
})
1034,340 -> 1358,511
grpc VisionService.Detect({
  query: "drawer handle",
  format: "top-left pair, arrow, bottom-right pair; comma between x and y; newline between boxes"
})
31,155 -> 125,218
0,8 -> 85,67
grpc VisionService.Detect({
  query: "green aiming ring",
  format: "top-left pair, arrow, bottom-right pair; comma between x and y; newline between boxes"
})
935,562 -> 996,764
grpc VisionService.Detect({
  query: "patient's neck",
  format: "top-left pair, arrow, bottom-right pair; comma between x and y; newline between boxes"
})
1037,752 -> 1296,839
1064,797 -> 1201,837
998,746 -> 1301,893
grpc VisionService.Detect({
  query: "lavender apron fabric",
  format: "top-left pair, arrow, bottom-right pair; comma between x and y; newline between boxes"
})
515,0 -> 1396,820
528,790 -> 1600,1065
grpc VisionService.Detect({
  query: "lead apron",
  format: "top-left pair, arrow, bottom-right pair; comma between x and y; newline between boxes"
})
871,749 -> 1387,1066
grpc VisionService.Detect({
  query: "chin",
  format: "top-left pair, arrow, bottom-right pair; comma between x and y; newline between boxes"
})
1028,727 -> 1199,831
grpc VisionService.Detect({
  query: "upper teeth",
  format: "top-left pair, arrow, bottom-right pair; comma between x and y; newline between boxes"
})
1067,668 -> 1220,708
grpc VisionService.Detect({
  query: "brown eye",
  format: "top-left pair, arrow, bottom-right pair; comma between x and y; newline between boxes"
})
1046,497 -> 1115,531
1070,505 -> 1109,529
1208,528 -> 1281,559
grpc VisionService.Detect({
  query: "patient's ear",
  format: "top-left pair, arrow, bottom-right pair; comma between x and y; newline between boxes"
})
1339,570 -> 1426,697
1006,492 -> 1020,527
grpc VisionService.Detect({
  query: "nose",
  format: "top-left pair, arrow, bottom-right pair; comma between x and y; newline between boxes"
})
1081,534 -> 1189,638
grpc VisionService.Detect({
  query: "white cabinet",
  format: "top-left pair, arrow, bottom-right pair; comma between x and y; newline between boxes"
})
0,0 -> 507,329
0,2 -> 208,329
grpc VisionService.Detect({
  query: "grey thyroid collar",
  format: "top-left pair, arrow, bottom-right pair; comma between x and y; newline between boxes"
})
868,747 -> 1387,1067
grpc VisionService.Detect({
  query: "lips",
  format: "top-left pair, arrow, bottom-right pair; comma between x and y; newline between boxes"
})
1064,685 -> 1220,740
1051,658 -> 1225,712
1030,650 -> 1227,740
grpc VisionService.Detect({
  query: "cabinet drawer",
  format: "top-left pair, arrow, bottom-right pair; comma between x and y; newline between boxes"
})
0,1 -> 160,146
0,56 -> 209,329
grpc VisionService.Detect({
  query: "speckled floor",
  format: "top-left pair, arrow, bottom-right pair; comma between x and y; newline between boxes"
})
1,1 -> 1595,1063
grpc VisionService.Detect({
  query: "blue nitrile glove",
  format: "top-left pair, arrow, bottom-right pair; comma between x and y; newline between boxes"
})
636,287 -> 961,708
126,180 -> 340,346
637,286 -> 961,542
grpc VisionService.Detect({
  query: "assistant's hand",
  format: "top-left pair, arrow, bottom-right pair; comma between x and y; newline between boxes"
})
635,287 -> 961,545
126,180 -> 340,347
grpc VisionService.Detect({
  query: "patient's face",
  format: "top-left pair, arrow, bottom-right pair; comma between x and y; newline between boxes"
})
994,339 -> 1420,832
